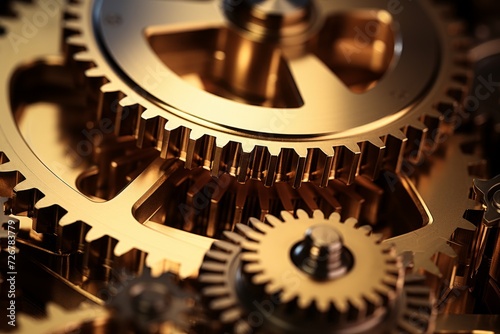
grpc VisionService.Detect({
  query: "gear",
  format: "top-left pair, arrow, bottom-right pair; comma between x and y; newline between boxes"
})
65,0 -> 470,187
106,271 -> 195,334
473,174 -> 500,226
199,210 -> 434,333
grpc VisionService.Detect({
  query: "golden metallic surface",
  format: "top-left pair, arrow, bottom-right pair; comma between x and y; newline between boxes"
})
0,0 -> 499,333
65,0 -> 470,186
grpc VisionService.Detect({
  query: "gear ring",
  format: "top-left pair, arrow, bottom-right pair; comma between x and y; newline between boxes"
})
65,0 -> 470,186
199,210 -> 426,333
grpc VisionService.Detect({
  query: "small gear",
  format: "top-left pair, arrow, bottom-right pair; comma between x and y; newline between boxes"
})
106,271 -> 195,334
473,174 -> 500,226
199,210 -> 436,333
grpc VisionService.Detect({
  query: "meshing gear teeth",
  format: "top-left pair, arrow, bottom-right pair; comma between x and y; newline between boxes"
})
199,210 -> 435,333
64,0 -> 471,187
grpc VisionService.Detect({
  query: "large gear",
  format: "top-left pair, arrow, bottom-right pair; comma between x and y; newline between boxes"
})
64,0 -> 470,187
3,0 -> 500,333
199,210 -> 435,333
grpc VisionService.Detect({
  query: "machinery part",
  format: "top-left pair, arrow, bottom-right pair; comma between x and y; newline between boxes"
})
65,0 -> 470,187
106,271 -> 194,334
474,174 -> 500,226
199,210 -> 435,333
17,302 -> 108,334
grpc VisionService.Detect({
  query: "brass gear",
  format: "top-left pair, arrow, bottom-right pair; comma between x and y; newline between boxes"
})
199,210 -> 436,333
64,0 -> 470,187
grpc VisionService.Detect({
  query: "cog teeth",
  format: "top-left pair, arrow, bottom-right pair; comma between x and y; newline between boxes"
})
85,67 -> 105,78
34,196 -> 53,209
249,217 -> 272,234
85,227 -> 106,242
113,241 -> 134,257
334,142 -> 361,185
0,161 -> 15,172
359,137 -> 385,181
210,297 -> 237,311
66,35 -> 86,47
203,285 -> 230,297
384,130 -> 407,172
236,223 -> 263,242
58,212 -> 79,227
202,261 -> 228,273
65,4 -> 83,17
12,179 -> 33,192
405,120 -> 428,164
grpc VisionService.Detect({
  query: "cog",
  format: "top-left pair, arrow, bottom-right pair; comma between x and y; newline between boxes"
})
64,0 -> 470,186
473,174 -> 500,226
106,271 -> 194,334
198,210 -> 436,334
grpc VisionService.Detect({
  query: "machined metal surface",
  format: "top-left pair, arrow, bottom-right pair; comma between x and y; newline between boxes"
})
0,0 -> 499,333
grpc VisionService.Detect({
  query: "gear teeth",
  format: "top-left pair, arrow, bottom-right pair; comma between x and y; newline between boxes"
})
384,131 -> 407,172
359,137 -> 385,181
333,142 -> 361,185
58,212 -> 79,227
85,226 -> 107,242
422,110 -> 444,151
12,179 -> 33,192
114,240 -> 135,257
0,161 -> 15,172
34,195 -> 53,209
405,121 -> 428,164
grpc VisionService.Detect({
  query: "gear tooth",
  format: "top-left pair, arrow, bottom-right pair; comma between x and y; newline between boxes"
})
264,214 -> 283,227
114,241 -> 134,257
222,231 -> 246,245
65,4 -> 83,16
63,19 -> 82,31
244,262 -> 263,274
199,273 -> 226,284
264,154 -> 279,187
384,130 -> 407,172
333,143 -> 361,185
34,196 -> 53,209
58,213 -> 78,227
73,50 -> 93,62
119,95 -> 137,107
280,210 -> 295,222
328,211 -> 341,222
236,223 -> 264,241
280,289 -> 297,303
334,299 -> 349,314
236,151 -> 251,183
297,295 -> 312,309
360,224 -> 372,235
249,217 -> 272,233
202,261 -> 228,273
240,252 -> 260,262
206,249 -> 231,262
100,81 -> 120,93
315,298 -> 330,313
252,272 -> 270,285
85,227 -> 106,242
405,120 -> 428,164
221,308 -> 243,323
344,217 -> 358,227
85,66 -> 104,78
12,179 -> 32,192
203,285 -> 230,297
359,137 -> 385,180
296,209 -> 309,220
211,297 -> 237,311
312,210 -> 324,220
0,161 -> 15,172
264,280 -> 282,295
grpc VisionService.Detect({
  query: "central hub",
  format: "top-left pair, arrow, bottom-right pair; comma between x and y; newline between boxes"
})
224,0 -> 312,39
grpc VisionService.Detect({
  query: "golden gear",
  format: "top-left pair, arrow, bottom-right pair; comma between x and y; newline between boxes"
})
64,0 -> 470,187
199,210 -> 435,333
